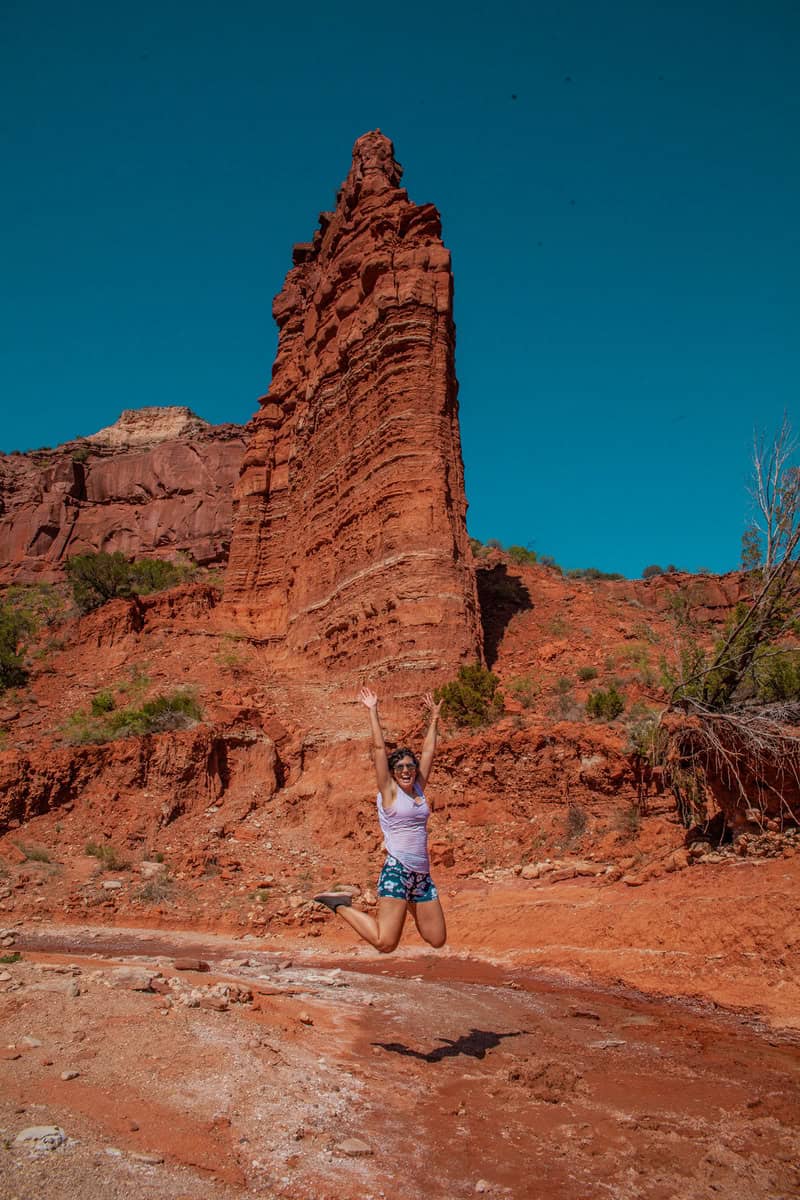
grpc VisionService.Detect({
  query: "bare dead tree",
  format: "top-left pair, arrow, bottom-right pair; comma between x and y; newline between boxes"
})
749,412 -> 800,573
667,417 -> 800,710
658,418 -> 800,828
663,702 -> 800,828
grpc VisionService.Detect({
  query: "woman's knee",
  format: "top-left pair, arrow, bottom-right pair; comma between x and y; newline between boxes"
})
422,930 -> 447,949
376,936 -> 400,954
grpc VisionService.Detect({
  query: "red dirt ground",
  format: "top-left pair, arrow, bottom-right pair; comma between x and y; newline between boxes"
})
2,563 -> 798,1197
2,921 -> 798,1200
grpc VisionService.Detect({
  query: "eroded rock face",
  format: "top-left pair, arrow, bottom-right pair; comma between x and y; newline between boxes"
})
225,131 -> 480,681
0,408 -> 246,582
0,723 -> 277,835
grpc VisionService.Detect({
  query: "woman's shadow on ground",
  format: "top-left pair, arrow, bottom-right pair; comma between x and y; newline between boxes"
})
372,1028 -> 526,1063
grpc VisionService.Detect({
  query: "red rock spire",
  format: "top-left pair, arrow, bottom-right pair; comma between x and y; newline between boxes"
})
343,129 -> 404,196
224,132 -> 480,686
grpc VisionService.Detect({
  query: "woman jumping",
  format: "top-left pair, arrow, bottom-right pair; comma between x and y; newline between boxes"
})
314,686 -> 447,954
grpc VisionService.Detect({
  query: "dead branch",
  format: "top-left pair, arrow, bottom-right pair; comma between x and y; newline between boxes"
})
662,701 -> 800,825
750,413 -> 799,573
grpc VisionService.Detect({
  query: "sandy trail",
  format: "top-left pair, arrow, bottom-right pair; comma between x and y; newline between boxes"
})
1,924 -> 798,1199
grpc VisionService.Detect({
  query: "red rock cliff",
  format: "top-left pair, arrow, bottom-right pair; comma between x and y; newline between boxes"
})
224,131 -> 480,682
0,408 -> 246,582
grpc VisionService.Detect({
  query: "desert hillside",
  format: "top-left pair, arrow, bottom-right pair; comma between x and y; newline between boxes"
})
1,129 -> 797,1200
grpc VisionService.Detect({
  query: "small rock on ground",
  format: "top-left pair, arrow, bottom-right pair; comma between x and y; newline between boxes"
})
14,1126 -> 66,1150
336,1137 -> 372,1157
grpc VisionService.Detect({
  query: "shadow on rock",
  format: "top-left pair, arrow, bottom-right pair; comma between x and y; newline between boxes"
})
476,565 -> 532,667
372,1028 -> 526,1063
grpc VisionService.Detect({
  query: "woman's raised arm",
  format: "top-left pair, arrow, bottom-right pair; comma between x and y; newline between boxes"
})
417,692 -> 444,790
358,687 -> 393,800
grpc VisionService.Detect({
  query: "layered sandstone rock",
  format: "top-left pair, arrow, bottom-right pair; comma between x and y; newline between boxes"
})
0,408 -> 246,582
225,131 -> 480,682
86,406 -> 211,447
0,723 -> 278,836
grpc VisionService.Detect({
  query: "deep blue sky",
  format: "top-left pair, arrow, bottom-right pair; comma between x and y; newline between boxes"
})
2,1 -> 798,577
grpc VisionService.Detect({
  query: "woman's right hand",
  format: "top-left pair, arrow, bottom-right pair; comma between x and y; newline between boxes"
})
358,686 -> 379,709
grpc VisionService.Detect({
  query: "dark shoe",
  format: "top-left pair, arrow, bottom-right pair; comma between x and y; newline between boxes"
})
313,891 -> 353,911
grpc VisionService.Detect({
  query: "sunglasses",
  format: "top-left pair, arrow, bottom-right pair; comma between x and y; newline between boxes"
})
393,761 -> 417,772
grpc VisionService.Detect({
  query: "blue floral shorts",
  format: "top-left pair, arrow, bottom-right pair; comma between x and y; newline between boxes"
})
377,855 -> 438,903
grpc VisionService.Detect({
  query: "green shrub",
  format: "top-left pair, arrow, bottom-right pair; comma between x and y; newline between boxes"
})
64,689 -> 202,745
510,674 -> 539,708
613,803 -> 642,837
62,712 -> 106,744
625,708 -> 668,761
136,876 -> 174,905
216,647 -> 247,671
566,567 -> 625,581
663,599 -> 772,710
66,552 -> 196,612
0,605 -> 32,691
539,555 -> 562,573
85,842 -> 128,871
129,556 -> 195,595
666,591 -> 694,628
577,666 -> 598,682
3,583 -> 68,628
473,540 -> 549,568
66,552 -> 134,612
131,690 -> 201,731
740,525 -> 761,572
615,641 -> 651,668
642,565 -> 664,579
631,621 -> 660,645
565,802 -> 588,842
435,663 -> 503,728
550,693 -> 584,721
15,842 -> 51,862
90,690 -> 116,716
613,643 -> 657,688
215,632 -> 249,673
202,567 -> 226,590
0,952 -> 21,964
71,444 -> 91,464
118,663 -> 151,700
0,587 -> 62,688
586,685 -> 625,721
507,545 -> 538,566
754,649 -> 800,702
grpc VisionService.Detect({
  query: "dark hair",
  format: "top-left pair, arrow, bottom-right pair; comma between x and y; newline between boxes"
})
388,747 -> 419,771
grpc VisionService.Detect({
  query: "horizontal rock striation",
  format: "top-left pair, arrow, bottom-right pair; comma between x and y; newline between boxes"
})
225,131 -> 480,681
0,723 -> 278,837
0,408 -> 246,582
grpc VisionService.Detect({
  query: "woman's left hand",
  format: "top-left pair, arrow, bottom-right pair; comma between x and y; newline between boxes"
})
423,692 -> 444,718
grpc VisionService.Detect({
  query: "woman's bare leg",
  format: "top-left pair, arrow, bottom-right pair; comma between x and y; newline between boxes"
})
335,897 -> 408,953
409,898 -> 447,948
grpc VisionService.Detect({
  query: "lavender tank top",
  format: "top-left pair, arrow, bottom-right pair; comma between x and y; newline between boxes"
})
376,782 -> 431,874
